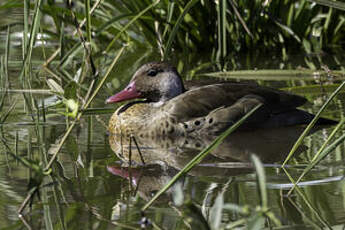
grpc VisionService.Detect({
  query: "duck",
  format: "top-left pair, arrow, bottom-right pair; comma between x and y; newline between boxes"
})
106,62 -> 335,138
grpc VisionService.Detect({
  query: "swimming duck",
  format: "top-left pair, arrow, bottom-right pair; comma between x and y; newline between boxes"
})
106,62 -> 334,137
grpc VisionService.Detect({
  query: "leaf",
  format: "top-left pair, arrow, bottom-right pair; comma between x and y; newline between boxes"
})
247,213 -> 265,230
209,193 -> 224,230
303,38 -> 311,53
64,81 -> 78,100
66,136 -> 79,162
251,154 -> 267,209
63,99 -> 79,118
172,182 -> 184,206
46,78 -> 64,95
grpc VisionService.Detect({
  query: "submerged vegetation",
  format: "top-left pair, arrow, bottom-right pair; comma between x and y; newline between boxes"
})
0,0 -> 345,229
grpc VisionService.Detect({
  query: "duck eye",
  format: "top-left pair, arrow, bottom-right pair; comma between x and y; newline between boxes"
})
147,69 -> 158,77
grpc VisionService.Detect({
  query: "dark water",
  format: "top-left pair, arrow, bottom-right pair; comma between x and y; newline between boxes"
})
1,3 -> 345,230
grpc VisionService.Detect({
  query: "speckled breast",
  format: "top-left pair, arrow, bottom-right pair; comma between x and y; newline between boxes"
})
108,102 -> 185,138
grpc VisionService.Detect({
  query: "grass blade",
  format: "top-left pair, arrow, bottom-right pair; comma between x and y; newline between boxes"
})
308,0 -> 345,11
164,0 -> 199,60
25,0 -> 43,72
311,118 -> 345,162
219,0 -> 227,63
282,168 -> 332,228
84,0 -> 92,43
96,13 -> 134,35
202,69 -> 345,81
44,46 -> 126,171
282,80 -> 345,166
251,154 -> 267,209
105,0 -> 160,52
287,118 -> 345,195
229,0 -> 253,38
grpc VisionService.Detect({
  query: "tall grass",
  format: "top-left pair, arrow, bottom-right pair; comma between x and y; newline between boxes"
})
35,0 -> 345,69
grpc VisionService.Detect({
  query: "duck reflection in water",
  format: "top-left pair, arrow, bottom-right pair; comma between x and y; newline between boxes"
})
107,126 -> 327,212
108,126 -> 321,170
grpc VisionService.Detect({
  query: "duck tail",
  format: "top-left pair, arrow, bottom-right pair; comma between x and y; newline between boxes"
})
315,116 -> 338,125
265,109 -> 337,127
289,109 -> 337,126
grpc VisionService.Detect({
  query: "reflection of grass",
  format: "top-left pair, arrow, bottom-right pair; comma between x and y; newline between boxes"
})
0,0 -> 344,229
287,118 -> 345,195
283,81 -> 345,166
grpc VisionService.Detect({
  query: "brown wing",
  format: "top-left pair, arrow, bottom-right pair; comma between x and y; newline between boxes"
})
164,83 -> 307,122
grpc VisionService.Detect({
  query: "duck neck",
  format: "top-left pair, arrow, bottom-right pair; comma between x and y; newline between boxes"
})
159,73 -> 185,102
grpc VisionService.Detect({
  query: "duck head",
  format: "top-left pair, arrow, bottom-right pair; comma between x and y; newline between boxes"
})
106,62 -> 185,104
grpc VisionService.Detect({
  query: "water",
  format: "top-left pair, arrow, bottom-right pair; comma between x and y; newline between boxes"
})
0,2 -> 345,229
